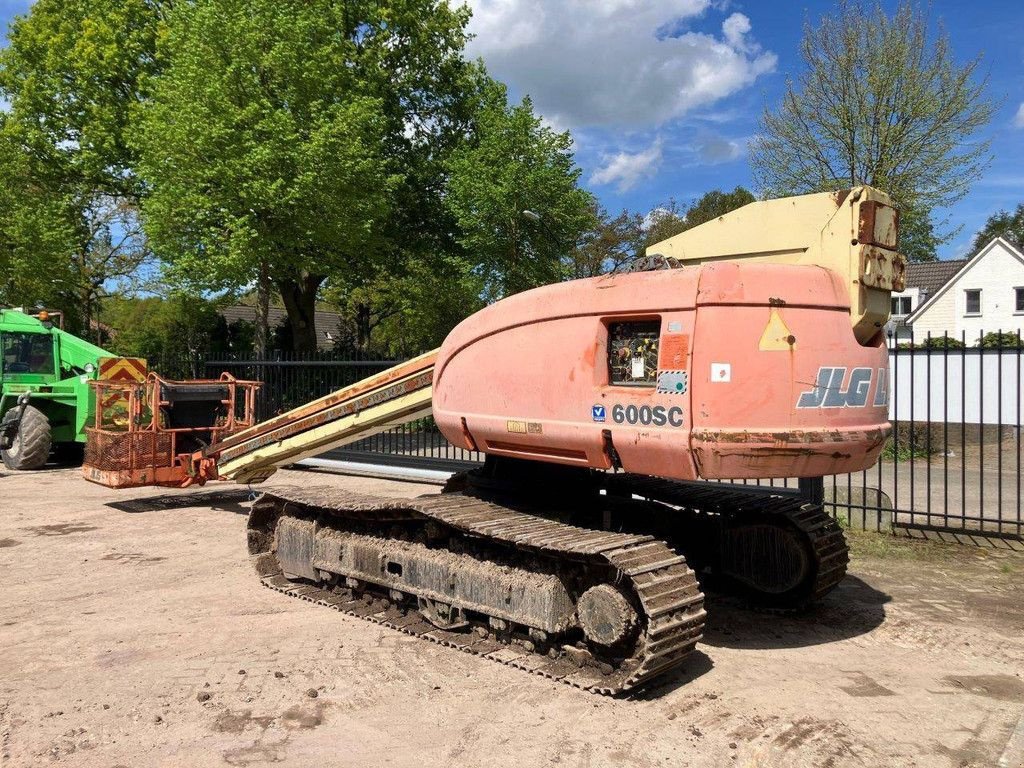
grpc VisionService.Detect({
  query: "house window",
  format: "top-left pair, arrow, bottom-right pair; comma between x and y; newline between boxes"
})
608,320 -> 660,386
964,289 -> 981,316
1016,287 -> 1024,314
891,296 -> 912,316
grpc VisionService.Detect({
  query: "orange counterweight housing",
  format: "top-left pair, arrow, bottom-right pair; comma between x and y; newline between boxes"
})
432,261 -> 890,482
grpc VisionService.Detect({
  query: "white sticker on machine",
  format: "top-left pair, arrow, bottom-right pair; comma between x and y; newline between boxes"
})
631,356 -> 645,379
656,370 -> 688,395
710,362 -> 731,382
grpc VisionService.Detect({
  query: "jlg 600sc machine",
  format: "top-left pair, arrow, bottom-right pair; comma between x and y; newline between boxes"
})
85,187 -> 904,694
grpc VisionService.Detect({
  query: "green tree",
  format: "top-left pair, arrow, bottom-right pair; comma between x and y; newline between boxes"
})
0,0 -> 159,331
0,123 -> 77,309
898,204 -> 939,263
446,80 -> 595,301
639,200 -> 688,256
137,0 -> 422,352
0,0 -> 159,200
332,257 -> 485,356
135,0 -> 479,354
103,295 -> 238,377
971,205 -> 1024,253
683,186 -> 756,230
750,1 -> 993,237
566,203 -> 644,279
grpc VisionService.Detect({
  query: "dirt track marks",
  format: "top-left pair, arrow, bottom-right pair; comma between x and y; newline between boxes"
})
21,522 -> 98,536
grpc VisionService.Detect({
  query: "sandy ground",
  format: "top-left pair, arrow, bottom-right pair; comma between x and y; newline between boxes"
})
1,466 -> 1023,768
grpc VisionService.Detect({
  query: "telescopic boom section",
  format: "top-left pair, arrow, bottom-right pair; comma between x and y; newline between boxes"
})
646,186 -> 904,344
204,350 -> 437,485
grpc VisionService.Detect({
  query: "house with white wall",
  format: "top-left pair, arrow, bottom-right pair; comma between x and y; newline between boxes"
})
903,237 -> 1024,345
885,258 -> 966,345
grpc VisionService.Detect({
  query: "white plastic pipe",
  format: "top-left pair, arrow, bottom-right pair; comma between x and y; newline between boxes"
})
294,457 -> 454,485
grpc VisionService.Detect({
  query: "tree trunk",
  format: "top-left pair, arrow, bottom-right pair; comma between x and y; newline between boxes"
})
354,302 -> 372,352
278,273 -> 323,354
254,260 -> 270,357
80,286 -> 98,345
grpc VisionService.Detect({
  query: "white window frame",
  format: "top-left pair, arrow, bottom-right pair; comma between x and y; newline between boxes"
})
1015,287 -> 1024,315
964,288 -> 982,317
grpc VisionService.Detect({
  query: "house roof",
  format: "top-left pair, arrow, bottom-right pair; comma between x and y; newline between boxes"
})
907,237 -> 1024,323
219,305 -> 345,350
903,259 -> 967,296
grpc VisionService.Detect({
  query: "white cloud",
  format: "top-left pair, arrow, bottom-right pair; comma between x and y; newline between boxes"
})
1014,103 -> 1024,129
464,1 -> 776,128
591,138 -> 664,191
721,12 -> 752,51
696,135 -> 743,163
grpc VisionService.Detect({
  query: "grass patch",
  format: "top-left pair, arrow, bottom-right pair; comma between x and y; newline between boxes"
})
843,527 -> 1024,578
844,528 -> 951,562
880,422 -> 944,461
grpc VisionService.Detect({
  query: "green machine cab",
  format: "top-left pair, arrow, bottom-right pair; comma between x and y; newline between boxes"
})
0,307 -> 118,470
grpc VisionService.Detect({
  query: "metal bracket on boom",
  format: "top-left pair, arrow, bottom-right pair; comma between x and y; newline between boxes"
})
646,186 -> 905,344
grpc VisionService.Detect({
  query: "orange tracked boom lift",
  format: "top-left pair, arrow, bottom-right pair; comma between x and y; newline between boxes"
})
85,187 -> 904,694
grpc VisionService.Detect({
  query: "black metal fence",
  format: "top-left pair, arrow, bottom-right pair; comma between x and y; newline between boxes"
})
206,350 -> 482,466
701,330 -> 1023,542
864,330 -> 1021,540
207,329 -> 1024,543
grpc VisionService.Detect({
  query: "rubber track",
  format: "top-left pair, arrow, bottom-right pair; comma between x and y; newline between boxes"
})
249,486 -> 707,695
609,475 -> 850,604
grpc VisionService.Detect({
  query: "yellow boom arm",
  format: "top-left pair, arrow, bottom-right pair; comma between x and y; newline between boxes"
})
211,350 -> 437,484
646,186 -> 906,344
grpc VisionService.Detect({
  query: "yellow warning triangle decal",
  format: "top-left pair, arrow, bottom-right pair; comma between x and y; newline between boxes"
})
758,308 -> 796,351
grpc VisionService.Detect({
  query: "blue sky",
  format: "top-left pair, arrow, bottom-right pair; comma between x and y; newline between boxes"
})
464,0 -> 1024,259
2,0 -> 1021,260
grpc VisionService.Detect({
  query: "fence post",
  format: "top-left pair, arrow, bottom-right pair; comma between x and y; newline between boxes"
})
799,477 -> 824,506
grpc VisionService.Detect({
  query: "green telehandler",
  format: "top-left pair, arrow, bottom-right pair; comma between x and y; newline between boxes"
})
0,307 -> 141,470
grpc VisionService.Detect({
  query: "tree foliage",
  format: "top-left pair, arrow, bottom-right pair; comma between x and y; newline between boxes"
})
328,258 -> 485,356
971,205 -> 1024,254
0,0 -> 159,200
566,203 -> 644,279
137,0 -> 433,352
683,187 -> 756,230
898,204 -> 939,263
446,80 -> 595,301
0,123 -> 77,310
103,295 -> 248,378
750,1 -> 993,239
640,200 -> 688,255
0,0 -> 158,331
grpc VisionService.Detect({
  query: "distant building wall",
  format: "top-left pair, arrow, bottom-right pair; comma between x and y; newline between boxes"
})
889,350 -> 1023,426
910,239 -> 1024,343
